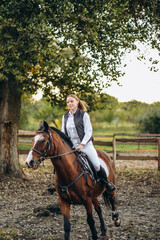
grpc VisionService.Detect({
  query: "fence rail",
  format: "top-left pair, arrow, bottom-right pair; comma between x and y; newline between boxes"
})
18,130 -> 160,171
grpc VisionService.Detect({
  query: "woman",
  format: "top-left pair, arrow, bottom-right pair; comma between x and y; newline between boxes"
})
61,94 -> 115,193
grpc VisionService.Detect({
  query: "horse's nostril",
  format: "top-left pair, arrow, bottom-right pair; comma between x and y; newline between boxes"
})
30,160 -> 34,168
26,160 -> 34,168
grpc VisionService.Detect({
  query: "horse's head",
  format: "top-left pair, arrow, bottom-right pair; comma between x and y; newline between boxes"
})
25,120 -> 52,170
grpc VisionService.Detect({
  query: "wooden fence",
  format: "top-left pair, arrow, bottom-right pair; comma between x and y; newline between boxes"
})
18,130 -> 160,171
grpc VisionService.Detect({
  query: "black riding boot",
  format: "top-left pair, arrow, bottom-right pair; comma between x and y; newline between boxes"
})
97,166 -> 116,193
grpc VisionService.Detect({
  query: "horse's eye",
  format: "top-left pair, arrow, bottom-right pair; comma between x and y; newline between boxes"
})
41,139 -> 45,143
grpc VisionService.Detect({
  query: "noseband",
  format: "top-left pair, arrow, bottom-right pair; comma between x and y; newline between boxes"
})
31,130 -> 53,162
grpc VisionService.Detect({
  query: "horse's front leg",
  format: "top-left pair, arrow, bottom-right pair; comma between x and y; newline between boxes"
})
92,198 -> 107,238
64,214 -> 70,240
109,192 -> 121,227
58,196 -> 71,240
85,199 -> 98,240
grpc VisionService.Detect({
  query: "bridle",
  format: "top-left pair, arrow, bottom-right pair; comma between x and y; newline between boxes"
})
31,130 -> 76,163
31,130 -> 52,160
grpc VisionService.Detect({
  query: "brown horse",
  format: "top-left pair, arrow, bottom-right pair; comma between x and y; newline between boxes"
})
25,121 -> 120,240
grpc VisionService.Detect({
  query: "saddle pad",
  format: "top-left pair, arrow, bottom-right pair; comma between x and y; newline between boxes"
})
99,158 -> 109,177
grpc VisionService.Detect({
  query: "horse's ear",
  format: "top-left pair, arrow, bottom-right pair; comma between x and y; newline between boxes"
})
43,121 -> 49,131
38,120 -> 49,132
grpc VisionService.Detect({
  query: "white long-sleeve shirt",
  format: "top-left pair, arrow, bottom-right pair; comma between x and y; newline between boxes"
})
61,111 -> 92,147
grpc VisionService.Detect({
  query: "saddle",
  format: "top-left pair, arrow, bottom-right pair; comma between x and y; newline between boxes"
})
75,151 -> 97,181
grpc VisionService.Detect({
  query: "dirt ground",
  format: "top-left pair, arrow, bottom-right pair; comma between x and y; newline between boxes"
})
0,154 -> 159,240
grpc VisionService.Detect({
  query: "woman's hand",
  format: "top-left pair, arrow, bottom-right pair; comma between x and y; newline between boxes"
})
76,144 -> 85,152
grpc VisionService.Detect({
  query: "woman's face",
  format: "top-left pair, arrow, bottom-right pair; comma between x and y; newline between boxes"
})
66,96 -> 79,113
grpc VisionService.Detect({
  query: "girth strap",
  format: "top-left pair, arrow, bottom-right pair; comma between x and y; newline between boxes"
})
57,168 -> 88,195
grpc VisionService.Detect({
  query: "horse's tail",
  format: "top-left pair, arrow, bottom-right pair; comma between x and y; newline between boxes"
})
103,190 -> 112,209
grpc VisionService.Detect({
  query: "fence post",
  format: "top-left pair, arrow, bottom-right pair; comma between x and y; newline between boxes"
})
157,138 -> 160,171
113,135 -> 116,170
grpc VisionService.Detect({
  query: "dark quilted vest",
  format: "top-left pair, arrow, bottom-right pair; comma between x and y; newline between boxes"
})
63,108 -> 85,141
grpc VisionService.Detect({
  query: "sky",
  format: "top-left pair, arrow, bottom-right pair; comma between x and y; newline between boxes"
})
35,45 -> 160,104
106,48 -> 160,104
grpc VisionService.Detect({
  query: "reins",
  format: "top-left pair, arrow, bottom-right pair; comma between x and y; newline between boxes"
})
32,148 -> 77,162
46,149 -> 77,160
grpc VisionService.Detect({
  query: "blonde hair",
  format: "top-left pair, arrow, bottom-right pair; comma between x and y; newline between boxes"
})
67,94 -> 88,111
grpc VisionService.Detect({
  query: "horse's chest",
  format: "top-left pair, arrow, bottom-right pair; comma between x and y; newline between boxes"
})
58,185 -> 87,204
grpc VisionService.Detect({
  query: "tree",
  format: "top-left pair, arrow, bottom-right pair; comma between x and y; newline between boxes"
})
137,107 -> 160,133
20,96 -> 65,130
0,0 -> 159,175
121,100 -> 149,122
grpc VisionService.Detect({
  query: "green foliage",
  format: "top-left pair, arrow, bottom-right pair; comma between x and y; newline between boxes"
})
90,95 -> 118,125
136,104 -> 160,133
93,121 -> 136,135
20,94 -> 160,135
120,100 -> 149,122
0,0 -> 159,109
20,96 -> 65,130
32,98 -> 65,128
90,98 -> 144,129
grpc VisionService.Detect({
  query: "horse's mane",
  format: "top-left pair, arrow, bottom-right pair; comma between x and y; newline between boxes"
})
50,126 -> 73,148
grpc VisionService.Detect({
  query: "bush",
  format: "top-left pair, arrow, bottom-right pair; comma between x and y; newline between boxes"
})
137,109 -> 160,133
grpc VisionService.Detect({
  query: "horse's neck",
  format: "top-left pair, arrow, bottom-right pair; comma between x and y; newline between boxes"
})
53,135 -> 71,156
52,135 -> 79,183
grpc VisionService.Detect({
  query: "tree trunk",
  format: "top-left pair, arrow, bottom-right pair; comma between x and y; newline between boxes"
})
0,79 -> 22,176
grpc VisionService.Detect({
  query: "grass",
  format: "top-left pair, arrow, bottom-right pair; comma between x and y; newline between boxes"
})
93,122 -> 137,135
18,122 -> 158,152
93,122 -> 157,152
115,144 -> 157,152
18,143 -> 32,150
0,228 -> 22,240
93,144 -> 157,152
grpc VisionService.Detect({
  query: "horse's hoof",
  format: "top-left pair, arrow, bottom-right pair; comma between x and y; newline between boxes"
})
114,218 -> 121,227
